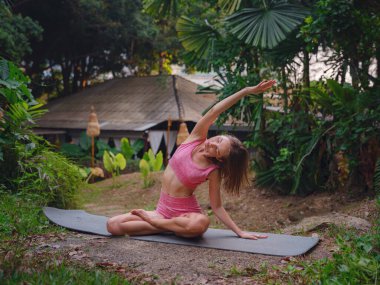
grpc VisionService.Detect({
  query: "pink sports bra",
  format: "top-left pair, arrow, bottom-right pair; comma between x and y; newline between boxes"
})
169,139 -> 219,189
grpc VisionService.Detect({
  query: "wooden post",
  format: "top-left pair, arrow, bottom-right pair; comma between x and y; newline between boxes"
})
91,136 -> 95,168
166,115 -> 172,165
87,105 -> 100,169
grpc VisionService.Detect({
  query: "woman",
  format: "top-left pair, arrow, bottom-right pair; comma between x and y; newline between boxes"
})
107,79 -> 276,239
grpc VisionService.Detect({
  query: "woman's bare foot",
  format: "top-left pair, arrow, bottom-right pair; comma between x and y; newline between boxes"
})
131,209 -> 153,224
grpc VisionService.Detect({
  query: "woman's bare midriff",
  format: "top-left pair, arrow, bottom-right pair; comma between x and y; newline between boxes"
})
161,164 -> 195,197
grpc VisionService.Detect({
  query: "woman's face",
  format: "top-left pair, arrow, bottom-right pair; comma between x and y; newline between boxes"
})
204,135 -> 231,161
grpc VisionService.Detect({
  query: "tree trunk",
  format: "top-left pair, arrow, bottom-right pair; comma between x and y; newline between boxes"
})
61,58 -> 72,96
281,66 -> 288,114
350,58 -> 360,89
303,50 -> 310,90
72,59 -> 81,94
80,57 -> 88,90
340,59 -> 348,84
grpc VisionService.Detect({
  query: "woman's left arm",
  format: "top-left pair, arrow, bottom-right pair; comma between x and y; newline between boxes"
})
208,171 -> 268,240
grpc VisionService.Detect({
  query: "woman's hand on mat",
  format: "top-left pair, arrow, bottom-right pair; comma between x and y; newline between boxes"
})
244,80 -> 276,95
238,232 -> 268,240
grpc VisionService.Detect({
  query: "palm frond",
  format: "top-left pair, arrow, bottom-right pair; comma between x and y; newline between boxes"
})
226,3 -> 309,49
176,16 -> 219,60
218,0 -> 242,15
291,125 -> 335,194
143,0 -> 181,18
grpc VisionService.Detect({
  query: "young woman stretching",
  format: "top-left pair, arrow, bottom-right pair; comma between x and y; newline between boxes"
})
107,79 -> 276,239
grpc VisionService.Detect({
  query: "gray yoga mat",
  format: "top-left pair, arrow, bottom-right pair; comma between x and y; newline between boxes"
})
43,207 -> 319,256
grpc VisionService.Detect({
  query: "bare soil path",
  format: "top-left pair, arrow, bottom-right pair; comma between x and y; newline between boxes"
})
43,172 -> 377,284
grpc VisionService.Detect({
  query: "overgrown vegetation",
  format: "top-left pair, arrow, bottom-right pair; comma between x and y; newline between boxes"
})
0,58 -> 132,284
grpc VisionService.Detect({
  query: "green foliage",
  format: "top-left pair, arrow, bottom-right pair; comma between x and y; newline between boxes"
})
226,2 -> 309,49
253,79 -> 380,194
0,58 -> 82,208
139,149 -> 163,188
13,0 -> 159,96
301,229 -> 380,284
103,151 -> 127,176
0,261 -> 131,285
120,138 -> 144,160
15,146 -> 83,208
147,149 -> 163,171
176,16 -> 218,60
0,58 -> 46,161
299,0 -> 380,88
0,191 -> 54,240
144,0 -> 181,19
60,132 -> 93,162
103,150 -> 127,187
0,3 -> 43,62
139,158 -> 152,188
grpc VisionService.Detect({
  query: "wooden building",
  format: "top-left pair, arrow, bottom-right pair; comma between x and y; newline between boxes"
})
35,75 -> 222,156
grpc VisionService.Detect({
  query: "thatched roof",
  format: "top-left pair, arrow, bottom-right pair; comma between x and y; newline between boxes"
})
36,75 -> 216,132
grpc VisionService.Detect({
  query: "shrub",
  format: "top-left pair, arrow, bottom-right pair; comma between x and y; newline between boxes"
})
14,145 -> 83,208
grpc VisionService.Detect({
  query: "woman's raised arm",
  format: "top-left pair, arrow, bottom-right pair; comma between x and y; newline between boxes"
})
189,80 -> 276,140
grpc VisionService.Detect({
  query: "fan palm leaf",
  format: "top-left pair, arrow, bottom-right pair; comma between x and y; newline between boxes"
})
226,1 -> 308,49
176,16 -> 219,60
143,0 -> 181,18
218,0 -> 242,15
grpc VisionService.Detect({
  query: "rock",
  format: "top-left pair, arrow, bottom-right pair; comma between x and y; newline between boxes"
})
282,212 -> 372,234
311,233 -> 319,239
288,211 -> 303,222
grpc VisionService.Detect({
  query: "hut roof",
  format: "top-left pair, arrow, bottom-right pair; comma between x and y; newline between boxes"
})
36,75 -> 216,132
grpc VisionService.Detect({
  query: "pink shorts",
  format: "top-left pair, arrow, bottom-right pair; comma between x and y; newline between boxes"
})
155,191 -> 202,219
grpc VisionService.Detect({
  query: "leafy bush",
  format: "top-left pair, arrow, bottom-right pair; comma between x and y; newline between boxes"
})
0,58 -> 47,188
14,145 -> 84,208
252,80 -> 380,194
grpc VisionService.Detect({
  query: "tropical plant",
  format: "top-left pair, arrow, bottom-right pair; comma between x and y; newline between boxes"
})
0,58 -> 47,188
139,158 -> 152,188
144,149 -> 164,171
139,149 -> 163,188
120,137 -> 144,160
225,0 -> 308,49
103,150 -> 127,187
254,79 -> 380,194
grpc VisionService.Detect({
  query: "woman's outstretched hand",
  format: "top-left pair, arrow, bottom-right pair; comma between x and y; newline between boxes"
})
245,79 -> 276,95
239,232 -> 268,240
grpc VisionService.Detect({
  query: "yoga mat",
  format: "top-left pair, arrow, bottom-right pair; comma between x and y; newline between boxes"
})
43,207 -> 319,256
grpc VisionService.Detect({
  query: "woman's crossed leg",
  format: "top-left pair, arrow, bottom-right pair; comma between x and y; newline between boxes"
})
107,209 -> 210,238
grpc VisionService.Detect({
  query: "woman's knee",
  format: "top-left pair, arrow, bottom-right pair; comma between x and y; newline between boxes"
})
106,218 -> 123,235
186,214 -> 210,235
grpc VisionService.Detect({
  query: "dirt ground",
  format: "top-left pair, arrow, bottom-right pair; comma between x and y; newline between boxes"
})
42,171 -> 377,284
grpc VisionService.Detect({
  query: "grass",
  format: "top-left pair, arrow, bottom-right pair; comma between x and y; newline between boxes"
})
0,263 -> 131,285
0,192 -> 62,240
0,191 -> 133,285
